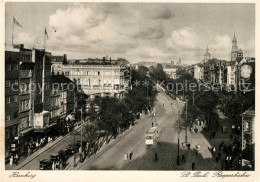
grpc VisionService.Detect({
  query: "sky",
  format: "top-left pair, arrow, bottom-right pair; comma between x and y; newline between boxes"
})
5,3 -> 255,64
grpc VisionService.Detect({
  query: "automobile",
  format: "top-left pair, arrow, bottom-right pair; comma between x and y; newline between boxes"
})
39,159 -> 52,170
50,153 -> 59,163
67,144 -> 75,154
61,148 -> 72,159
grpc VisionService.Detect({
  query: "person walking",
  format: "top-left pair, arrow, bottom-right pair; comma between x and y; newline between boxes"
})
182,154 -> 186,162
216,156 -> 219,163
124,153 -> 128,161
129,151 -> 133,160
52,161 -> 55,170
192,161 -> 195,170
14,154 -> 19,165
10,155 -> 13,167
155,152 -> 158,161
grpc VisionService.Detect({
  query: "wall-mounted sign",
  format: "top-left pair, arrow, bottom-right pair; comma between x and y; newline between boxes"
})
241,65 -> 252,79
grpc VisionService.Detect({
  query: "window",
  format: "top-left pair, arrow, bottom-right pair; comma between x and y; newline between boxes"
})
98,71 -> 100,75
12,64 -> 18,71
14,95 -> 18,102
245,121 -> 249,132
6,129 -> 10,139
5,80 -> 11,87
5,115 -> 10,121
20,83 -> 29,94
20,99 -> 30,112
19,117 -> 29,129
5,97 -> 10,104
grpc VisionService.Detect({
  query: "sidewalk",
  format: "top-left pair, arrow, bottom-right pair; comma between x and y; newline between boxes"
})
6,124 -> 82,170
180,110 -> 233,170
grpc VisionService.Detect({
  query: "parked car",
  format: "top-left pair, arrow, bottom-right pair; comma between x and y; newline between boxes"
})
39,159 -> 52,170
50,153 -> 59,163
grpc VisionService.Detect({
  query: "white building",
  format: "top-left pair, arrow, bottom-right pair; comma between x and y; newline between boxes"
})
194,65 -> 204,81
163,68 -> 177,79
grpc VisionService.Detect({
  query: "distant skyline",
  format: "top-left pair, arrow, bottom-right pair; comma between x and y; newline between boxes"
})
5,3 -> 255,64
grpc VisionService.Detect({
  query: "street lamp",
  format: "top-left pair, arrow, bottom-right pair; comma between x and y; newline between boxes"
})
80,106 -> 83,163
177,111 -> 180,165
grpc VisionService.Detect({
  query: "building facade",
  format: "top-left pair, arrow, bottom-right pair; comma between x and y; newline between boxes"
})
51,57 -> 130,99
194,65 -> 204,81
5,51 -> 20,158
241,106 -> 255,167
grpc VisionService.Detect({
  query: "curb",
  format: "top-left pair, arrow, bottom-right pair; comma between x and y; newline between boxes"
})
15,125 -> 83,170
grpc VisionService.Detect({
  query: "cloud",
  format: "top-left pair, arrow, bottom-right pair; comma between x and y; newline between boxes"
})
129,25 -> 165,40
127,45 -> 169,60
49,5 -> 107,39
166,27 -> 201,50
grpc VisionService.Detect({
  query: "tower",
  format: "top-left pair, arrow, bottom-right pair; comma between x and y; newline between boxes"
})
204,46 -> 210,61
231,32 -> 239,61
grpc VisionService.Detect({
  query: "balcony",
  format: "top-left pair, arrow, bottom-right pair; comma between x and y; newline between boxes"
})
20,71 -> 32,78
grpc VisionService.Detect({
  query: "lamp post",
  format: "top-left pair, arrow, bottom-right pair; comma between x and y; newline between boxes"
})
80,106 -> 83,163
185,101 -> 188,144
177,111 -> 180,165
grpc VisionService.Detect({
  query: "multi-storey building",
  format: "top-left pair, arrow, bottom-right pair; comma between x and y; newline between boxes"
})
63,64 -> 127,99
51,56 -> 130,99
194,65 -> 204,81
226,61 -> 237,91
18,49 -> 35,154
241,106 -> 255,167
5,51 -> 20,158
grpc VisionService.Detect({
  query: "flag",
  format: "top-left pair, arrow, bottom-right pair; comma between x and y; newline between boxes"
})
13,17 -> 23,28
45,28 -> 48,39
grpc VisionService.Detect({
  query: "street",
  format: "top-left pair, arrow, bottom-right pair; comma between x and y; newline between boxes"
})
78,91 -> 185,170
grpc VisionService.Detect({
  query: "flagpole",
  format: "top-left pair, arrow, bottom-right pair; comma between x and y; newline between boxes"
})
12,17 -> 14,46
44,27 -> 46,51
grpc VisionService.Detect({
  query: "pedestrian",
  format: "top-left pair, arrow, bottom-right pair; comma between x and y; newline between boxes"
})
124,153 -> 128,161
15,154 -> 19,165
56,160 -> 60,170
155,152 -> 158,161
10,155 -> 13,167
192,161 -> 195,170
182,154 -> 186,162
216,156 -> 219,163
27,146 -> 31,157
51,162 -> 55,170
129,151 -> 132,160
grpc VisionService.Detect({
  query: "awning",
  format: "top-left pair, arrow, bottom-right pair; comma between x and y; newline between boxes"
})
19,127 -> 34,136
34,123 -> 58,133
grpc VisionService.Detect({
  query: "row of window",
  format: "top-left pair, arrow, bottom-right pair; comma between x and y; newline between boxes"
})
6,64 -> 18,71
64,70 -> 120,76
5,95 -> 18,103
20,99 -> 30,112
50,109 -> 59,118
5,80 -> 19,87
